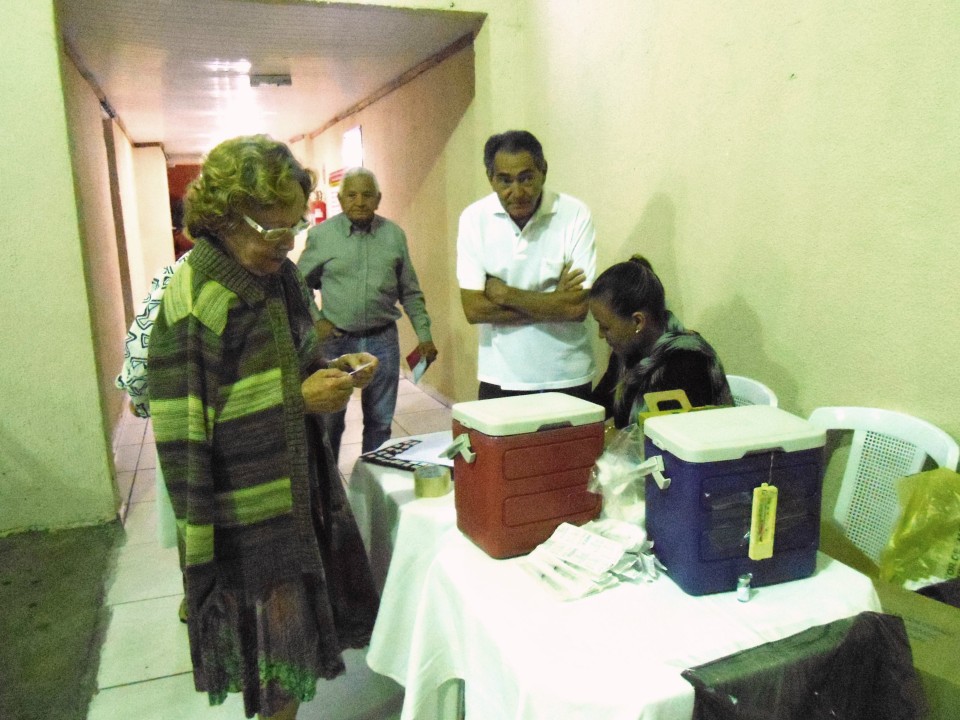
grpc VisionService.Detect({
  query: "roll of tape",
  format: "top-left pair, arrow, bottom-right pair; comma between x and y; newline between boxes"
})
414,464 -> 451,498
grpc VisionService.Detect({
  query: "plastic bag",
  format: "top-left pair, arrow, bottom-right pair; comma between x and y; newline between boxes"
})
878,467 -> 960,587
588,424 -> 648,526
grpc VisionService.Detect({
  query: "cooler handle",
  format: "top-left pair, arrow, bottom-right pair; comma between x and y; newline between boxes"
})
638,454 -> 671,491
642,389 -> 692,413
441,433 -> 476,464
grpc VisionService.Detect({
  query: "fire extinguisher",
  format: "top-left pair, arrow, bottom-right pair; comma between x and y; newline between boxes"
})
310,191 -> 327,225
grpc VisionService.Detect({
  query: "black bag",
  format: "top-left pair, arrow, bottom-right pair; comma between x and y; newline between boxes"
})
681,611 -> 926,720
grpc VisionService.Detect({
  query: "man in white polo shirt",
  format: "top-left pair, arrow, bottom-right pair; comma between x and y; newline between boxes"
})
457,130 -> 596,400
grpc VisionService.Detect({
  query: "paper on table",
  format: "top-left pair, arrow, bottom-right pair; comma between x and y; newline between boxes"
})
521,520 -> 666,600
391,430 -> 454,467
540,522 -> 625,576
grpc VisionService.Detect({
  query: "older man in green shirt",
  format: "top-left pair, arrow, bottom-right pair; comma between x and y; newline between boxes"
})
299,167 -> 438,461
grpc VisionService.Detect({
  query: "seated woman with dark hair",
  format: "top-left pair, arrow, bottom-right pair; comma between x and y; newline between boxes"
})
589,255 -> 733,428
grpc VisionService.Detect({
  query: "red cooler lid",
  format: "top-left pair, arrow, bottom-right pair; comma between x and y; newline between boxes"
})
452,392 -> 605,437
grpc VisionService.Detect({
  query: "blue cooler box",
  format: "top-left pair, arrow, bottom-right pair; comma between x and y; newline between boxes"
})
644,405 -> 826,596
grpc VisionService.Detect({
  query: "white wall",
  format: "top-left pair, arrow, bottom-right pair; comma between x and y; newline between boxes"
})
0,1 -> 116,533
316,0 -> 960,516
133,146 -> 175,299
326,0 -> 960,444
111,122 -> 144,308
61,53 -> 128,445
520,1 -> 960,433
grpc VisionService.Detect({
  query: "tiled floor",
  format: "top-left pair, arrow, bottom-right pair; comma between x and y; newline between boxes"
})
92,376 -> 451,720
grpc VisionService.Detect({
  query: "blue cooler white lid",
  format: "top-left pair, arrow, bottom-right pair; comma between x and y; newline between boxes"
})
452,392 -> 604,437
644,405 -> 825,463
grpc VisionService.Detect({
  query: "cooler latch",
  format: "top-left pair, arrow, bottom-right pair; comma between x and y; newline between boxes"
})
441,433 -> 476,464
638,455 -> 671,491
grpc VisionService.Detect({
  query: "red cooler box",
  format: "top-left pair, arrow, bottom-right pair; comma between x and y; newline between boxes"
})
450,393 -> 605,558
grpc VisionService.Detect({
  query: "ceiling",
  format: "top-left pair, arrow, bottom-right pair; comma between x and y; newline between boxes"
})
56,0 -> 484,162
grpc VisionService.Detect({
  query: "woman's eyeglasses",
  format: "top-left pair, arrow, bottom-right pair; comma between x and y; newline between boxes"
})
244,215 -> 309,242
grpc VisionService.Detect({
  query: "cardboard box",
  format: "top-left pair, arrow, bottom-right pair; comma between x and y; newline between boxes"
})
821,522 -> 960,718
874,582 -> 960,719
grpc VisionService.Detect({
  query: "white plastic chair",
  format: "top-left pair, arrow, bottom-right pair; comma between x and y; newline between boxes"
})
726,375 -> 779,407
808,406 -> 960,564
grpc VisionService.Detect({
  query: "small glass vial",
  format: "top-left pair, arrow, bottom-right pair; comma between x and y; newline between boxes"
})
736,573 -> 753,602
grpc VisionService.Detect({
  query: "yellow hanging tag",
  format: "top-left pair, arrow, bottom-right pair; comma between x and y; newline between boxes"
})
748,483 -> 778,560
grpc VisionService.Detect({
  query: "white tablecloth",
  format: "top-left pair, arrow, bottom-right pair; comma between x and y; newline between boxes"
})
351,449 -> 882,720
347,453 -> 456,593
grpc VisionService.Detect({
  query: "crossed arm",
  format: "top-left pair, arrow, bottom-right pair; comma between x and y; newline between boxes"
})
460,261 -> 589,325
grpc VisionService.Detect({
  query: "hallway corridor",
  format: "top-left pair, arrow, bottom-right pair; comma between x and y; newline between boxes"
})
91,377 -> 451,719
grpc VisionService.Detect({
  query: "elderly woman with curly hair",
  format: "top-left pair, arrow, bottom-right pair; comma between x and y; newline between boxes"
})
589,255 -> 733,428
148,135 -> 380,720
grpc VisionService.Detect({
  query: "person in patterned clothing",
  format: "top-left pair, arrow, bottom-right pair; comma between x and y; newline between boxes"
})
148,135 -> 380,720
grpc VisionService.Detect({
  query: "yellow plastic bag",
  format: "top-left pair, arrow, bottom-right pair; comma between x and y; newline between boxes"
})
878,468 -> 960,586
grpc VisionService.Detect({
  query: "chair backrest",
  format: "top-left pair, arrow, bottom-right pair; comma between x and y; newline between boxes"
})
808,406 -> 960,564
726,375 -> 779,407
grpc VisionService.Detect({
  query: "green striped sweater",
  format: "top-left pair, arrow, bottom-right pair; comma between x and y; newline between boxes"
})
148,238 -> 325,578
